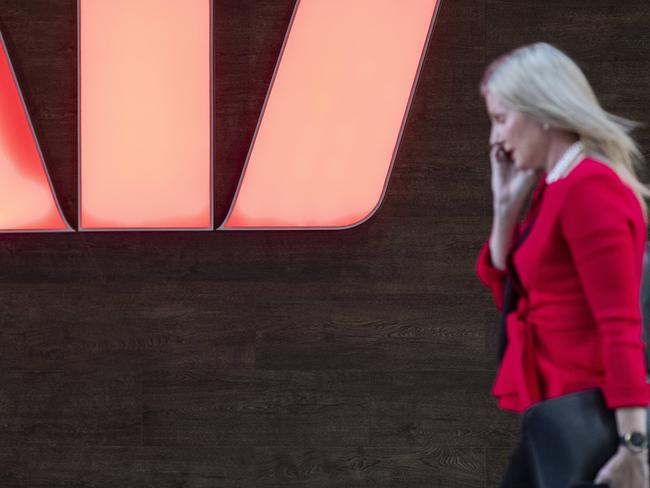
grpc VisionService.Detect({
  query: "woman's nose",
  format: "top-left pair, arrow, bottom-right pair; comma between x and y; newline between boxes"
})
489,126 -> 501,146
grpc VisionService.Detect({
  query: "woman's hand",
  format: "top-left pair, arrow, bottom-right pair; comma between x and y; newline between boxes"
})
594,446 -> 649,487
489,143 -> 542,214
486,143 -> 544,270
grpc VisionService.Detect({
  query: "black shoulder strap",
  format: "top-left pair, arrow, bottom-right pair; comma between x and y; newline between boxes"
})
640,242 -> 650,376
496,180 -> 546,364
497,220 -> 535,363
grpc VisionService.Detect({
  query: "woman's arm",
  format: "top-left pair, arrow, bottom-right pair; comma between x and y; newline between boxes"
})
560,172 -> 650,409
478,148 -> 541,308
490,183 -> 536,269
489,204 -> 519,271
615,407 -> 647,445
477,207 -> 518,312
563,171 -> 650,485
595,406 -> 648,485
475,196 -> 531,311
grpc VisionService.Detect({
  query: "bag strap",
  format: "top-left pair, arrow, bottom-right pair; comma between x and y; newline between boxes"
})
640,243 -> 650,377
497,218 -> 537,363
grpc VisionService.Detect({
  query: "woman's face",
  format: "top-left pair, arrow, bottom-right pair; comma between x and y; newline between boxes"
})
485,91 -> 548,170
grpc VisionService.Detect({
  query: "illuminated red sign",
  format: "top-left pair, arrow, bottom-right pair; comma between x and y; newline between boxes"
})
0,0 -> 441,233
79,0 -> 213,231
0,29 -> 71,232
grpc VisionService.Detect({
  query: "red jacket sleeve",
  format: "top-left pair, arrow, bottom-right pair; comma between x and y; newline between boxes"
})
476,235 -> 510,312
561,172 -> 650,409
477,176 -> 546,313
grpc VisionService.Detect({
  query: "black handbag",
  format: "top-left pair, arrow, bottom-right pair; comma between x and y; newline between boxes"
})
498,222 -> 650,487
522,387 -> 650,488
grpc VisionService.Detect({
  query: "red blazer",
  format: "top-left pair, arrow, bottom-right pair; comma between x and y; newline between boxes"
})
476,157 -> 650,413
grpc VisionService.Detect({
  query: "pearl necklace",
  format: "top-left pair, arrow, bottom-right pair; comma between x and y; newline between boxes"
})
545,141 -> 585,184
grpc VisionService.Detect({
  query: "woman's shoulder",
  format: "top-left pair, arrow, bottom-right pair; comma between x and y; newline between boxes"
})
568,156 -> 620,181
559,156 -> 642,222
561,156 -> 631,199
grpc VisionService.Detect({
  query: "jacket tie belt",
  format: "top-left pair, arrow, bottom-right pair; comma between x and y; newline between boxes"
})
491,298 -> 543,413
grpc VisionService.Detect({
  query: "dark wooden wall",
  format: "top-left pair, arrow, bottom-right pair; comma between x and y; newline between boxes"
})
0,1 -> 649,486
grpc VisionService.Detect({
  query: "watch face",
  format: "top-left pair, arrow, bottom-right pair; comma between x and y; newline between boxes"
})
630,432 -> 647,447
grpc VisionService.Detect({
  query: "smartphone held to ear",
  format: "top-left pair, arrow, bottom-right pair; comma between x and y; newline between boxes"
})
495,145 -> 514,165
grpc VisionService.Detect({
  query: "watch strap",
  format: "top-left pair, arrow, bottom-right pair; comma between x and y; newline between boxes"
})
619,431 -> 648,452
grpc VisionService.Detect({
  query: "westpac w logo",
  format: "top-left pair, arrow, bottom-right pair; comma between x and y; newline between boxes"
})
0,0 -> 441,232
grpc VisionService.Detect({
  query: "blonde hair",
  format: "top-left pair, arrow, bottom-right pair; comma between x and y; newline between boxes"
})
479,42 -> 650,224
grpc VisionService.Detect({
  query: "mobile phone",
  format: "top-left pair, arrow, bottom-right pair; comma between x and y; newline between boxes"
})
495,145 -> 513,165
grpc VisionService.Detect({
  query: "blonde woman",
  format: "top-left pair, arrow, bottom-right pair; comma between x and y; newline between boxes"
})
476,42 -> 650,487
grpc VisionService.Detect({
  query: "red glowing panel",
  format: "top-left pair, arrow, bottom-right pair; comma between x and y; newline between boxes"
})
220,0 -> 440,230
0,31 -> 71,232
79,0 -> 212,230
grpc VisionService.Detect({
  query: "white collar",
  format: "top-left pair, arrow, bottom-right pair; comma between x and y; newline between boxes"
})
545,141 -> 585,184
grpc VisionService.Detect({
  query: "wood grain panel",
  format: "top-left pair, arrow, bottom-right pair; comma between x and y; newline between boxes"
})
0,0 -> 648,486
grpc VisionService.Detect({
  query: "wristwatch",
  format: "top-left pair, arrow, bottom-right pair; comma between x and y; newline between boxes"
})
618,431 -> 649,453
